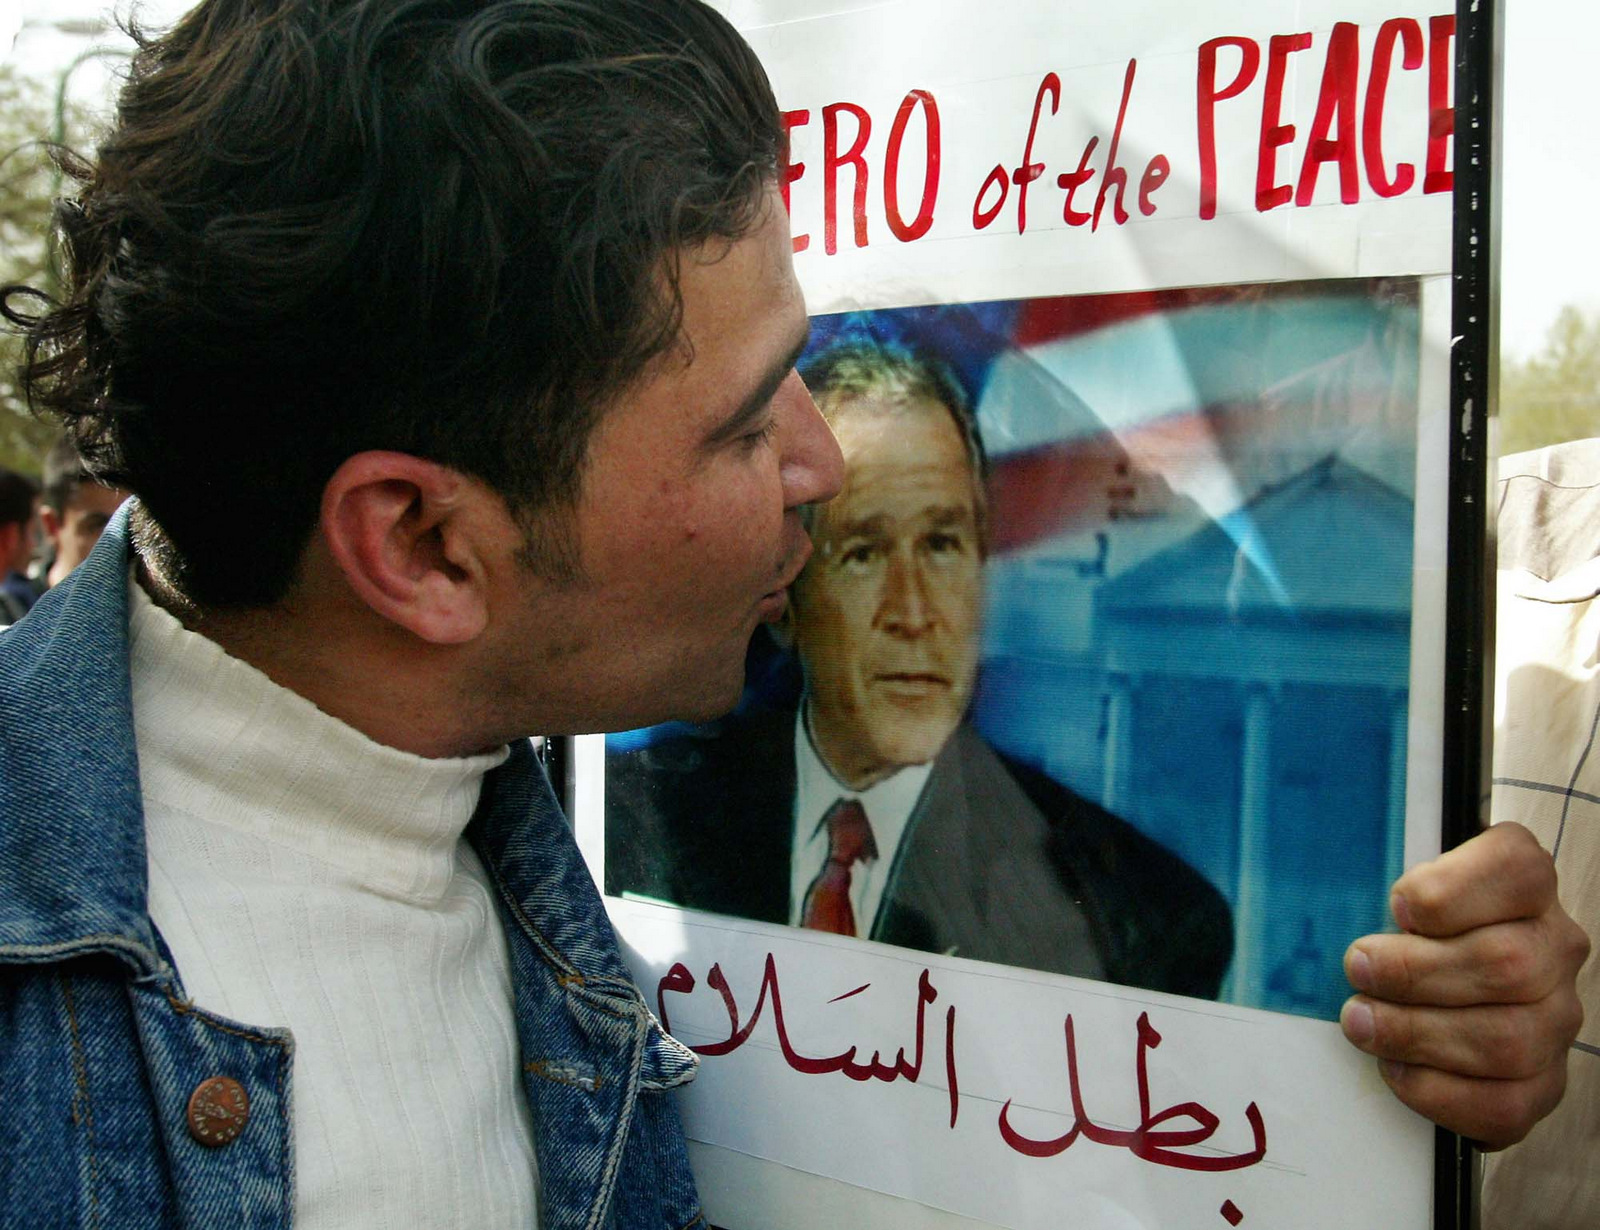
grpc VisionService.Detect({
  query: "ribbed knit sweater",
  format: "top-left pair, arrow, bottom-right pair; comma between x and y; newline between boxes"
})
131,579 -> 540,1228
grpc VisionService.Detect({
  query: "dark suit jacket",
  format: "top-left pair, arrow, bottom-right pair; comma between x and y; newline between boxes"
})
607,707 -> 1233,1000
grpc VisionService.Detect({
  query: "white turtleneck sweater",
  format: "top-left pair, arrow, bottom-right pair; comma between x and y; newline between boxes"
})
130,579 -> 540,1228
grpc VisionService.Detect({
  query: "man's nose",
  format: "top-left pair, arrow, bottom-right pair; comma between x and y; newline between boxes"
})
877,550 -> 935,636
779,371 -> 844,510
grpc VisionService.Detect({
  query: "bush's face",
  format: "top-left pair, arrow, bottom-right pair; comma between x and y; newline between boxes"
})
794,398 -> 983,788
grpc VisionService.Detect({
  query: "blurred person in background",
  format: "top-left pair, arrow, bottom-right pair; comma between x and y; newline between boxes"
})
1482,438 -> 1600,1230
37,436 -> 129,587
0,467 -> 40,623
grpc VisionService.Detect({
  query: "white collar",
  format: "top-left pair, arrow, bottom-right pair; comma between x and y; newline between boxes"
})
128,576 -> 509,902
789,704 -> 934,929
793,706 -> 934,841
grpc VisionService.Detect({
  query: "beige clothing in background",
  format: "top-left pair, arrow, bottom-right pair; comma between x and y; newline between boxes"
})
1484,440 -> 1600,1230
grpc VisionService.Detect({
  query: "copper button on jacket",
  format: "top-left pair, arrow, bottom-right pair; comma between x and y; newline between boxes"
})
186,1076 -> 250,1147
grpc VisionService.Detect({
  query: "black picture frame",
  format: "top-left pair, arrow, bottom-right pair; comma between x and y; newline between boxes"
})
1436,0 -> 1501,1222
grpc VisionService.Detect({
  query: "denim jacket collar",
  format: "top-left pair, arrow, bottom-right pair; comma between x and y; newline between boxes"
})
1,503 -> 703,1229
0,502 -> 697,1083
0,502 -> 166,977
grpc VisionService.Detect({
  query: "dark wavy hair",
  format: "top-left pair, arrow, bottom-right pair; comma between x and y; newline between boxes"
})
2,0 -> 782,607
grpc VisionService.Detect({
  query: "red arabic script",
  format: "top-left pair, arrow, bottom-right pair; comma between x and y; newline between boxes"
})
656,954 -> 960,1125
998,1011 -> 1267,1172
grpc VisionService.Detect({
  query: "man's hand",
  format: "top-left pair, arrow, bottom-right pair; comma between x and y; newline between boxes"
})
1339,822 -> 1590,1149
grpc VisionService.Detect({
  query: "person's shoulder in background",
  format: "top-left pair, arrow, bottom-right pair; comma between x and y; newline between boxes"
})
1498,438 -> 1600,586
1482,436 -> 1600,1230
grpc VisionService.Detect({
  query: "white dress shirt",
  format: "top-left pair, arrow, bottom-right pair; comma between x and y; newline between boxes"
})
787,707 -> 933,934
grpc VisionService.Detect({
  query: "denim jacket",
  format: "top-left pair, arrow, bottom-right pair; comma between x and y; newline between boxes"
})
0,508 -> 704,1229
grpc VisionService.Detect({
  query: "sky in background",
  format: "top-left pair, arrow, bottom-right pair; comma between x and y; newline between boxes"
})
2,0 -> 1592,363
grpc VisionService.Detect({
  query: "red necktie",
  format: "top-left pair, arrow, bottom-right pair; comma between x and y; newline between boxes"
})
800,798 -> 878,936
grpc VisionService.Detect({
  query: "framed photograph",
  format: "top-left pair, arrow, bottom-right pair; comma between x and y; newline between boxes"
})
566,1 -> 1495,1226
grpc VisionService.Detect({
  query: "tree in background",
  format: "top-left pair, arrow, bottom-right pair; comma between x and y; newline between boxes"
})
1500,306 -> 1600,455
0,61 -> 97,476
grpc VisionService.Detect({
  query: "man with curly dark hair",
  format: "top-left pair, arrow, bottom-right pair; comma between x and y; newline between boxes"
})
0,2 -> 841,1225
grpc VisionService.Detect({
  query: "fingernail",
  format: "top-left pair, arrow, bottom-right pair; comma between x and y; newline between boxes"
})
1391,891 -> 1412,932
1348,947 -> 1373,990
1341,1000 -> 1375,1044
1381,1060 -> 1407,1083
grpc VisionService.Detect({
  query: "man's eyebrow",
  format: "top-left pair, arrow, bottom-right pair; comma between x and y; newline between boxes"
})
702,323 -> 812,447
835,512 -> 891,541
834,504 -> 972,544
924,504 -> 975,529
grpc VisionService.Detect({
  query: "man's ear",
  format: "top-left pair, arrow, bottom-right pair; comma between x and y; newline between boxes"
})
38,505 -> 62,546
319,452 -> 493,645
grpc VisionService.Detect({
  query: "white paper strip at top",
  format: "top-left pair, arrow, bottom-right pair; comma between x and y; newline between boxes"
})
717,0 -> 1455,313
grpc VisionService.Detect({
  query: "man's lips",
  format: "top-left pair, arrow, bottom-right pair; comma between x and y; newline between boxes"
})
873,672 -> 952,690
755,538 -> 814,621
765,537 -> 814,600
